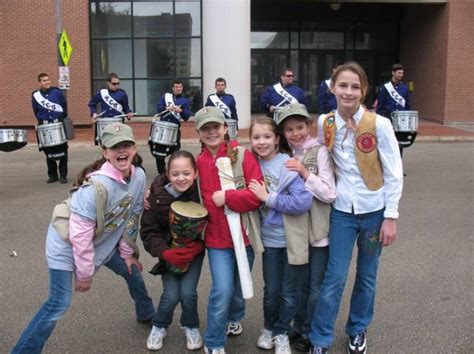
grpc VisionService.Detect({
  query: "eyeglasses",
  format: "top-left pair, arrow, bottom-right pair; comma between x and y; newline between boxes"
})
284,75 -> 294,78
111,82 -> 120,86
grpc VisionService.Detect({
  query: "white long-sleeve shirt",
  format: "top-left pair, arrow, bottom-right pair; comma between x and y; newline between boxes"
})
317,106 -> 403,219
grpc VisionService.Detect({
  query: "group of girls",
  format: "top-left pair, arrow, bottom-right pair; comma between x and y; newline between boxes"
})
11,61 -> 402,354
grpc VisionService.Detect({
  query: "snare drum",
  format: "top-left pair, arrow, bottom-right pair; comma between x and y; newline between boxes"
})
391,111 -> 418,132
168,201 -> 208,274
36,123 -> 66,148
150,120 -> 179,146
0,129 -> 28,152
96,117 -> 124,143
225,119 -> 238,140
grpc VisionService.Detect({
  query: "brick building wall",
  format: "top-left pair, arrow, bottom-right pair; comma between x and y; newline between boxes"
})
1,0 -> 90,127
444,0 -> 474,123
401,0 -> 474,123
400,3 -> 449,123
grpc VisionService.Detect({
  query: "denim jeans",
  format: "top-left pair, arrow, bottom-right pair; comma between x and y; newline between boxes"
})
293,246 -> 329,337
262,247 -> 300,336
153,252 -> 204,329
11,250 -> 155,354
309,208 -> 384,348
204,246 -> 255,350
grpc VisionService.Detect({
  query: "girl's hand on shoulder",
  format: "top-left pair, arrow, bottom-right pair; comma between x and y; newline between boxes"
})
248,179 -> 269,202
75,277 -> 93,292
285,158 -> 309,180
380,218 -> 397,247
143,188 -> 151,210
212,190 -> 226,207
124,256 -> 143,274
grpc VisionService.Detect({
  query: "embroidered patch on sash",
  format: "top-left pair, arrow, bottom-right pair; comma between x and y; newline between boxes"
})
356,133 -> 377,153
326,116 -> 335,126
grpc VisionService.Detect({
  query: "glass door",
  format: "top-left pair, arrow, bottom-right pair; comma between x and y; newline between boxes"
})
251,50 -> 289,112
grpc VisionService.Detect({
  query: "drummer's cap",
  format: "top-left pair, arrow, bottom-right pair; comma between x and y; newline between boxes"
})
101,123 -> 136,148
276,103 -> 310,126
392,63 -> 404,71
194,107 -> 225,130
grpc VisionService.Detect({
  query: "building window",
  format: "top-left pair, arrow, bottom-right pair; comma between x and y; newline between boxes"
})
90,0 -> 202,116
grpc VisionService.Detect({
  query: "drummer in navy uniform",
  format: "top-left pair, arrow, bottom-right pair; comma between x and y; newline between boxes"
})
317,63 -> 340,114
88,72 -> 134,145
376,63 -> 411,158
151,80 -> 191,174
260,68 -> 309,119
205,77 -> 238,125
32,73 -> 68,184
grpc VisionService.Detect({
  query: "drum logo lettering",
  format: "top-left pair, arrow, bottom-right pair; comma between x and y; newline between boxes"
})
356,133 -> 377,153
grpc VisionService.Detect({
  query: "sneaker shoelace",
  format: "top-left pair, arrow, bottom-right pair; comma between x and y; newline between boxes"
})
353,333 -> 364,347
273,335 -> 290,348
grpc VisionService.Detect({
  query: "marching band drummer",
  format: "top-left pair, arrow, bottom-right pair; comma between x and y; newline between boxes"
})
151,80 -> 191,174
205,77 -> 238,126
260,68 -> 309,119
376,63 -> 411,158
32,73 -> 69,184
88,72 -> 134,145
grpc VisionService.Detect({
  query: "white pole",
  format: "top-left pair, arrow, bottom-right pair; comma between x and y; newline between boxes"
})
202,0 -> 251,129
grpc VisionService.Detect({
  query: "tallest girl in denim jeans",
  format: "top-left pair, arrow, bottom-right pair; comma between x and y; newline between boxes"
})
11,123 -> 155,354
194,107 -> 264,354
308,61 -> 403,354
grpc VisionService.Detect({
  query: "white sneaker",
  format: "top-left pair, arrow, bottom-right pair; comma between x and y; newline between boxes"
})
182,327 -> 203,350
274,334 -> 291,354
146,326 -> 167,351
257,328 -> 274,349
204,345 -> 226,354
226,321 -> 243,336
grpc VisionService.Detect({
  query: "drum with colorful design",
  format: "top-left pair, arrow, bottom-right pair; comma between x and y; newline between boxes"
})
167,201 -> 208,273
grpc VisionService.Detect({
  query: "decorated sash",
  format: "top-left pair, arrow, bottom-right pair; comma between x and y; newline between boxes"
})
323,111 -> 383,191
384,82 -> 406,108
100,89 -> 123,114
33,91 -> 64,113
273,83 -> 299,106
165,93 -> 181,119
210,94 -> 231,119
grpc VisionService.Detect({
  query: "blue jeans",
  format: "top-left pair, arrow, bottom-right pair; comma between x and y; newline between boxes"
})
293,246 -> 329,337
11,250 -> 155,354
153,252 -> 204,329
204,246 -> 255,350
309,208 -> 384,348
262,247 -> 300,335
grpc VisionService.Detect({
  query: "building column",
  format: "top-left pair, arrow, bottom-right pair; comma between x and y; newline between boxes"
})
202,0 -> 251,128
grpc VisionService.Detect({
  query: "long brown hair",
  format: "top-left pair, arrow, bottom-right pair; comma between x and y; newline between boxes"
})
74,151 -> 143,186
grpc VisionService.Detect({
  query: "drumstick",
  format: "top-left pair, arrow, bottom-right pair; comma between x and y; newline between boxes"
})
154,105 -> 181,119
216,157 -> 254,300
113,112 -> 137,119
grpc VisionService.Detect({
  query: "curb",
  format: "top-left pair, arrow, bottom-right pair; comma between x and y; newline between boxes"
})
20,135 -> 474,149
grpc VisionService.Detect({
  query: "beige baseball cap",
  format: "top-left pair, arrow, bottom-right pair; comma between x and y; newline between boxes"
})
194,106 -> 226,130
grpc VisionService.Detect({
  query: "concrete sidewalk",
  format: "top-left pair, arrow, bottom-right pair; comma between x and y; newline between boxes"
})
21,115 -> 474,147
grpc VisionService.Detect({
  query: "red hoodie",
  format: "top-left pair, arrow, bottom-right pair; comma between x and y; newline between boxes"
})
196,143 -> 263,249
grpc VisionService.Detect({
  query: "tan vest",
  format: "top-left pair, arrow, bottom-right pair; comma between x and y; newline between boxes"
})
323,111 -> 384,191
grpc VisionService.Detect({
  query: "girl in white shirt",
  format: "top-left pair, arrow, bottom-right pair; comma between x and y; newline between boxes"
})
308,62 -> 403,354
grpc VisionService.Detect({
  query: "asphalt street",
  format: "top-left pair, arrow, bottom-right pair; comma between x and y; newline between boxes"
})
1,142 -> 473,353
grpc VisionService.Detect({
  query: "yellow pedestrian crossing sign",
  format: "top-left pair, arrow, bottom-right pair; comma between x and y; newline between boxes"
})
58,30 -> 73,66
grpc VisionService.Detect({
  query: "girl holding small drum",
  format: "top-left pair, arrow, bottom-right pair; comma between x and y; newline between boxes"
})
141,150 -> 206,352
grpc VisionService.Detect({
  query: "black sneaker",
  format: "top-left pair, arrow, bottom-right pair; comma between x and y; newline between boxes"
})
348,331 -> 367,354
46,177 -> 58,183
59,177 -> 68,184
309,345 -> 328,354
294,336 -> 311,352
288,329 -> 302,343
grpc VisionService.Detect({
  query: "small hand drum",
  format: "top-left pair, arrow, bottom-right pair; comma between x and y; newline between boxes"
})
169,201 -> 208,242
167,201 -> 208,274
